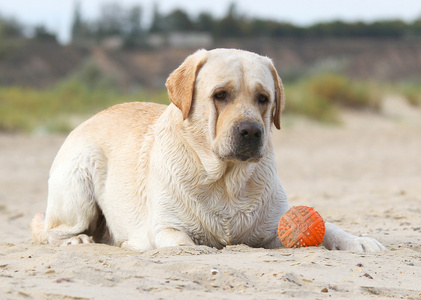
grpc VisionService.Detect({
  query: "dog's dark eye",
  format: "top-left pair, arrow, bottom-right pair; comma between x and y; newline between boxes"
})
214,91 -> 227,101
258,94 -> 269,104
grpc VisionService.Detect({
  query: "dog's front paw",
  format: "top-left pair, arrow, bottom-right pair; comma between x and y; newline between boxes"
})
323,222 -> 387,252
154,228 -> 196,248
60,234 -> 94,246
327,236 -> 387,252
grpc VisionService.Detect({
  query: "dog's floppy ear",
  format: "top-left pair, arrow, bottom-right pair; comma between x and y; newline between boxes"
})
268,63 -> 285,130
166,49 -> 208,120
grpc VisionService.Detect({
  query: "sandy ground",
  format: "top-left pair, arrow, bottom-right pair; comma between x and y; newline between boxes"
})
1,97 -> 420,299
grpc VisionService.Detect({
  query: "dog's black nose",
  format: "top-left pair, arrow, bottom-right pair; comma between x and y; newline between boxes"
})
232,121 -> 264,161
238,122 -> 263,141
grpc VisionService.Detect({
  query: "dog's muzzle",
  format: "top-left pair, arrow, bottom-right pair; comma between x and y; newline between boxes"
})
231,121 -> 264,162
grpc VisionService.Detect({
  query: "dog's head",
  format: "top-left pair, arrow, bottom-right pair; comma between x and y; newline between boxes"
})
166,49 -> 285,163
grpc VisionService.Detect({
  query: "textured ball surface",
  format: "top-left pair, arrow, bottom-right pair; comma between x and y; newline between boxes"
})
277,206 -> 325,248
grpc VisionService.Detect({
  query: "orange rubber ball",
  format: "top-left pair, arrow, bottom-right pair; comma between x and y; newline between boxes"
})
277,206 -> 325,248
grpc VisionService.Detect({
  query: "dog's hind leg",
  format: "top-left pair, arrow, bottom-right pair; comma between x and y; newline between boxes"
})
40,146 -> 106,246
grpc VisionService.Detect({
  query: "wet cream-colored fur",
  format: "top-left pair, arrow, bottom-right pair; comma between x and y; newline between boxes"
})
31,49 -> 386,252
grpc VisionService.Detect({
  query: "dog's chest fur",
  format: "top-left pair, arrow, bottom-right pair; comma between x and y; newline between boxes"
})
149,108 -> 278,248
187,179 -> 268,248
153,137 -> 275,248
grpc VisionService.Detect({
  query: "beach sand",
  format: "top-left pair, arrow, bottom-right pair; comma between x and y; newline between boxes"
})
1,97 -> 420,299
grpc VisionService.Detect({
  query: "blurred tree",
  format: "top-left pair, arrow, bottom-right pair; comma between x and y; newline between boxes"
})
71,1 -> 83,41
411,19 -> 421,35
249,18 -> 268,36
274,22 -> 304,37
33,25 -> 57,42
370,20 -> 406,37
70,1 -> 92,45
64,2 -> 421,46
125,5 -> 144,47
196,12 -> 215,32
0,14 -> 24,59
164,9 -> 194,32
96,3 -> 125,37
0,14 -> 23,38
149,3 -> 164,33
127,5 -> 142,36
215,2 -> 245,37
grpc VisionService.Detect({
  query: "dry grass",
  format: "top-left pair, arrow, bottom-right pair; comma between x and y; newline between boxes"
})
284,74 -> 381,123
0,62 -> 169,133
0,71 -> 398,133
398,82 -> 421,106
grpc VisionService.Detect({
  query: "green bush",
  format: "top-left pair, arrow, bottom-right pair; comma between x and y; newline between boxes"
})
283,74 -> 381,123
0,82 -> 169,133
399,83 -> 421,106
284,83 -> 340,123
0,71 -> 389,133
0,59 -> 171,133
306,74 -> 381,110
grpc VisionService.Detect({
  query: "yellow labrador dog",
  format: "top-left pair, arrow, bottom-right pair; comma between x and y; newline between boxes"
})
31,49 -> 385,252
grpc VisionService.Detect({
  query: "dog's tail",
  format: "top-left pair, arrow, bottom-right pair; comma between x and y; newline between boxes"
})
30,212 -> 48,243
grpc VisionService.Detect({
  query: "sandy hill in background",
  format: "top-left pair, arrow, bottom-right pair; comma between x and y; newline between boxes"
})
1,38 -> 421,89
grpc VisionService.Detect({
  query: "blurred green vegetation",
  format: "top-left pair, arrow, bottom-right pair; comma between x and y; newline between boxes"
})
398,82 -> 421,107
0,66 -> 418,133
3,3 -> 421,48
0,61 -> 169,133
284,74 -> 381,123
71,2 -> 421,43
